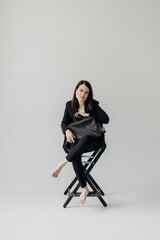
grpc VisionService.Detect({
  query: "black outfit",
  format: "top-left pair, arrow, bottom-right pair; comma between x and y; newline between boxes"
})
61,99 -> 109,188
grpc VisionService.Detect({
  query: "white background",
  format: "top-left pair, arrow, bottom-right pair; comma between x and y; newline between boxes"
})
0,1 -> 160,239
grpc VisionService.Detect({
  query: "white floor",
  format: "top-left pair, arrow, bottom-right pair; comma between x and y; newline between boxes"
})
1,188 -> 160,240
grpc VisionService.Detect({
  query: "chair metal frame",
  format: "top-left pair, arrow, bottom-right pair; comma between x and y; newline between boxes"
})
63,130 -> 107,208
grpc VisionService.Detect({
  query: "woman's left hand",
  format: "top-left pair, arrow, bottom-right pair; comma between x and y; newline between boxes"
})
74,112 -> 89,118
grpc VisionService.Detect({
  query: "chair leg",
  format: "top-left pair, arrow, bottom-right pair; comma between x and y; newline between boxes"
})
97,195 -> 107,207
63,182 -> 81,208
64,176 -> 77,195
86,176 -> 107,207
87,173 -> 105,196
63,195 -> 73,208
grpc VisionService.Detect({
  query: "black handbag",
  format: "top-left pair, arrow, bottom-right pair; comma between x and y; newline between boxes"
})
68,115 -> 103,140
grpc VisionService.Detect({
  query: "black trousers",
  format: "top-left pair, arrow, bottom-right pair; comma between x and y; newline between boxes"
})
65,135 -> 102,188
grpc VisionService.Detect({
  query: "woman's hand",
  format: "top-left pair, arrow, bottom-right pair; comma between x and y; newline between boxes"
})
74,112 -> 89,118
65,129 -> 76,143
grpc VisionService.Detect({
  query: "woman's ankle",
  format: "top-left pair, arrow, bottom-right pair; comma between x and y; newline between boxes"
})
62,159 -> 68,166
82,185 -> 89,191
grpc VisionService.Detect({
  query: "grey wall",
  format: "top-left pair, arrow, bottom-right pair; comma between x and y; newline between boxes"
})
0,0 -> 160,199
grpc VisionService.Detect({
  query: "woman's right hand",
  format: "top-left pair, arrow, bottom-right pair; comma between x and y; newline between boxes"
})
65,129 -> 76,143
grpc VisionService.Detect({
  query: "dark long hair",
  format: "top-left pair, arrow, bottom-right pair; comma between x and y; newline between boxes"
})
71,80 -> 94,112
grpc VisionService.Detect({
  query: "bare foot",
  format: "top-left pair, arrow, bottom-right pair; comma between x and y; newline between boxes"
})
79,186 -> 89,204
51,166 -> 62,178
51,162 -> 65,178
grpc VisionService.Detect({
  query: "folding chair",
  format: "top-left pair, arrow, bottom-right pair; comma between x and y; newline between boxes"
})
63,127 -> 107,208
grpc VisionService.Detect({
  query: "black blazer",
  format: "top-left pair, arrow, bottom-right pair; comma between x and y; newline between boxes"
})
61,99 -> 109,153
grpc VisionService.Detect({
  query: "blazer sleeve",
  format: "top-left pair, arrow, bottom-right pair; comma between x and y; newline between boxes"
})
89,101 -> 109,124
61,102 -> 71,134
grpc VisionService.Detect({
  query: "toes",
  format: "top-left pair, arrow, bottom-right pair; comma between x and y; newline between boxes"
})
79,195 -> 85,204
51,172 -> 58,178
79,195 -> 83,204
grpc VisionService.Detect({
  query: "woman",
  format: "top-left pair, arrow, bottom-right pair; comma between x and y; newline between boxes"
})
52,80 -> 109,204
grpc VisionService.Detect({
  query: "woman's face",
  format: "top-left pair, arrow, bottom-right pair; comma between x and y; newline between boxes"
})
75,84 -> 90,104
